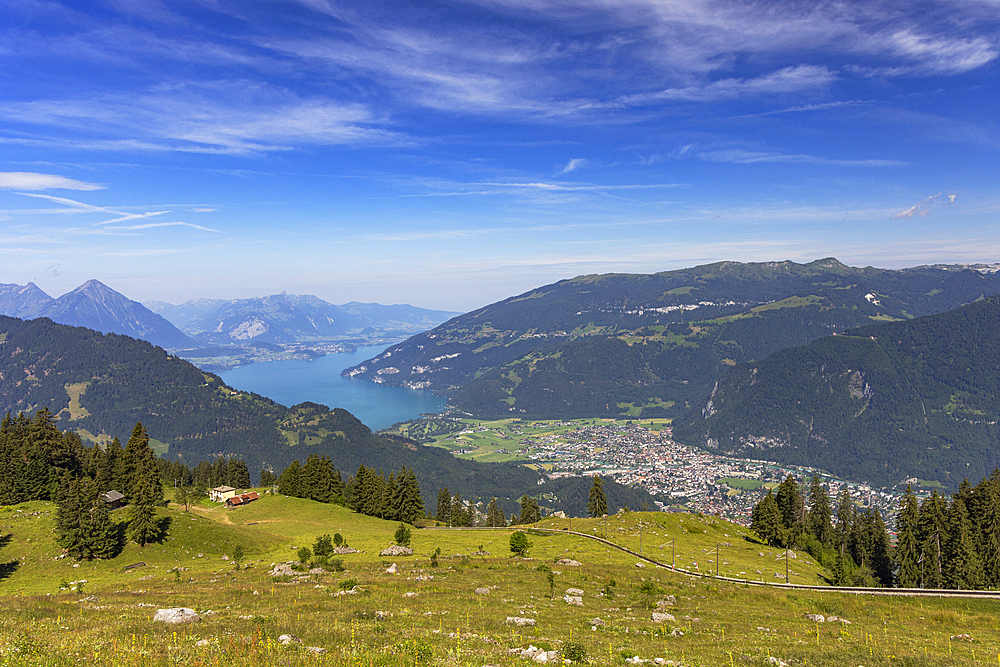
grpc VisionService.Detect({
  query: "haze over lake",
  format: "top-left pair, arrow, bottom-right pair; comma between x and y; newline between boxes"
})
218,345 -> 448,431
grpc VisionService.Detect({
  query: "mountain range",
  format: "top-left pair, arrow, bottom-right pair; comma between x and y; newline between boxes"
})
344,258 -> 1000,420
0,280 -> 460,364
147,294 -> 460,346
0,280 -> 195,349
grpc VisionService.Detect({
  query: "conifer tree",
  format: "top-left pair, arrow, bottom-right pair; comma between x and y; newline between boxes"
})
917,490 -> 947,588
808,475 -> 832,545
775,475 -> 806,545
436,487 -> 451,524
486,497 -> 507,527
518,495 -> 541,524
399,467 -> 423,523
750,490 -> 783,547
943,497 -> 981,589
894,486 -> 920,587
88,495 -> 118,560
834,488 -> 854,557
127,467 -> 160,547
588,475 -> 608,518
278,460 -> 302,496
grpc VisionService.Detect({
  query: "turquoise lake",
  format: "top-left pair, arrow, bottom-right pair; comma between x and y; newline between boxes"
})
218,345 -> 448,431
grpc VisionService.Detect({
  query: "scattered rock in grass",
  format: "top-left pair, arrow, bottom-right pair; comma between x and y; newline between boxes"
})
826,616 -> 852,624
475,587 -> 490,595
269,562 -> 298,577
153,608 -> 200,624
951,634 -> 975,642
380,545 -> 413,557
804,614 -> 825,623
375,611 -> 392,620
505,616 -> 536,627
472,550 -> 491,556
563,595 -> 584,606
556,558 -> 582,566
278,634 -> 302,645
333,587 -> 358,596
305,646 -> 326,655
652,612 -> 675,623
656,596 -> 676,608
670,628 -> 684,637
635,562 -> 645,568
386,563 -> 398,574
589,617 -> 607,628
404,591 -> 418,598
334,546 -> 357,554
195,639 -> 212,647
565,588 -> 584,596
767,658 -> 789,667
308,568 -> 325,575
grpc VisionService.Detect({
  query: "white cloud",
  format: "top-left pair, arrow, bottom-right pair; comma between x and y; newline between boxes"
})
0,172 -> 104,191
892,192 -> 958,219
698,149 -> 907,167
558,158 -> 587,174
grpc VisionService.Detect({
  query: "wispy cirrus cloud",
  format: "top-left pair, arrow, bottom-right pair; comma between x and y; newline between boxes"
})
0,172 -> 104,191
558,158 -> 587,174
0,82 -> 407,154
698,149 -> 907,167
892,192 -> 958,219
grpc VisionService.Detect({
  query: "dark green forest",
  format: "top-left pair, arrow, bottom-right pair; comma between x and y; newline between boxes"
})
752,472 -> 1000,590
674,295 -> 1000,488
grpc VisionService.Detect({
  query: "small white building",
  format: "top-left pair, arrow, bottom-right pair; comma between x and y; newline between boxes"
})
209,485 -> 237,503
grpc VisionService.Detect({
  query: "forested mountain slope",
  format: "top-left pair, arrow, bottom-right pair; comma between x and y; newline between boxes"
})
344,259 -> 1000,419
0,315 -> 630,511
672,296 -> 1000,488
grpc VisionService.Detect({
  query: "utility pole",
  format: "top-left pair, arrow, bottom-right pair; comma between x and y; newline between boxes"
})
671,538 -> 675,569
785,549 -> 789,583
716,543 -> 720,577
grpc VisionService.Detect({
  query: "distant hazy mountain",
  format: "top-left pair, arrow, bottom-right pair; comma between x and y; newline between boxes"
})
147,293 -> 460,345
672,295 -> 1000,489
343,258 -> 1000,420
0,279 -> 196,349
0,282 -> 53,319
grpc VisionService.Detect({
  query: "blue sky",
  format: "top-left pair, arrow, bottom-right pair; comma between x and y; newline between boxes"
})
1,0 -> 997,311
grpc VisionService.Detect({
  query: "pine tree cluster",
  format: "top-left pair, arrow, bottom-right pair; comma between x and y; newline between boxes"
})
752,471 -> 1000,590
276,457 -> 424,524
0,409 -> 172,558
893,474 -> 1000,590
752,474 -> 892,586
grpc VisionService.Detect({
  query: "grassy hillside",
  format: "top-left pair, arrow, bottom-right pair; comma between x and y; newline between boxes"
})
1,496 -> 998,666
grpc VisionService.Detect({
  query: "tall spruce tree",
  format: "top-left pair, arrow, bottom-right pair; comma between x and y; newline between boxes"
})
588,475 -> 608,518
436,487 -> 451,524
808,475 -> 832,545
894,486 -> 920,588
486,497 -> 507,527
750,490 -> 783,547
943,497 -> 981,589
917,490 -> 947,588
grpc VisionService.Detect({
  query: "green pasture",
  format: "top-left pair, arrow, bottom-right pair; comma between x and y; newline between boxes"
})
1,497 -> 998,666
388,417 -> 673,463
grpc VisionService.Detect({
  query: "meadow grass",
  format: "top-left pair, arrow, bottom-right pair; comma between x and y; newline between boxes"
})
1,497 -> 998,666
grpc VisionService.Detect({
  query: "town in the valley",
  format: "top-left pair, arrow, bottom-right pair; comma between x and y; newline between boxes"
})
405,416 -> 915,526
